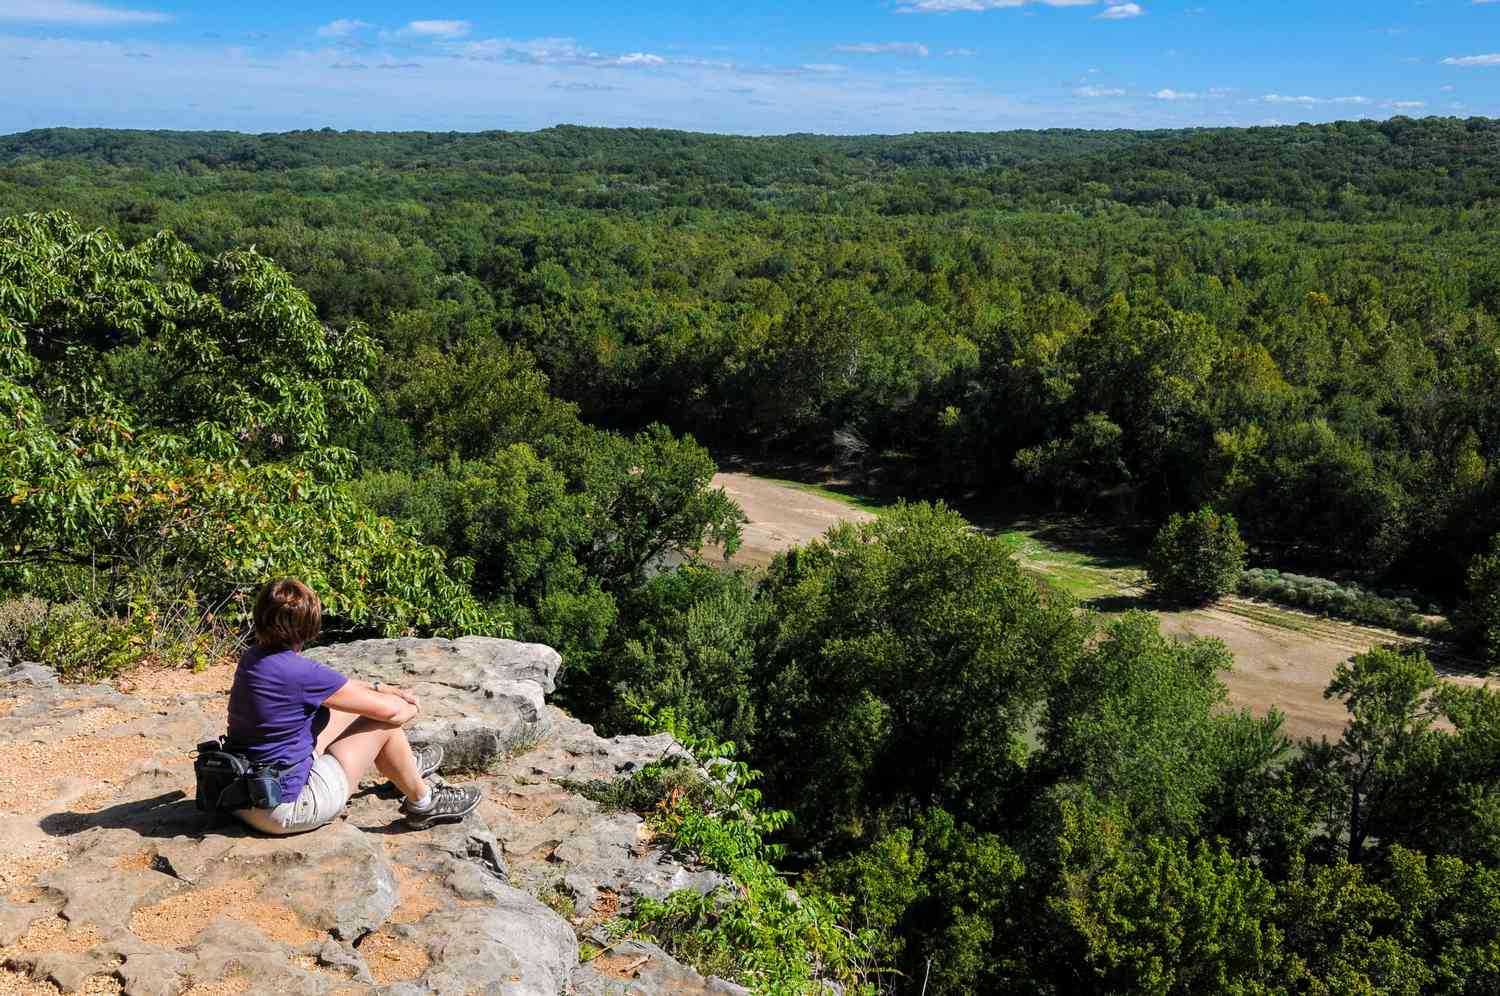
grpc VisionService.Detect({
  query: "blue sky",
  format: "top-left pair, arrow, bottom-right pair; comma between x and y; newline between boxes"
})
0,0 -> 1495,134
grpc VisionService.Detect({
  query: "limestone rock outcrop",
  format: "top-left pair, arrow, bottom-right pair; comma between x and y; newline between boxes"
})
0,640 -> 738,995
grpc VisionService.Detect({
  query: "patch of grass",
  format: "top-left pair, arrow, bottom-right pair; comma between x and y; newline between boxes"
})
1219,600 -> 1331,636
757,477 -> 892,516
996,526 -> 1140,602
563,760 -> 712,816
538,880 -> 576,919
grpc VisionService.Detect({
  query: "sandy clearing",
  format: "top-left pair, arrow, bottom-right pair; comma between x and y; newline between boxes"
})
711,471 -> 1496,742
712,472 -> 875,567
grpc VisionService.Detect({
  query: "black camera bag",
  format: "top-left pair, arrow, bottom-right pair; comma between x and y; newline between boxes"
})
194,738 -> 283,813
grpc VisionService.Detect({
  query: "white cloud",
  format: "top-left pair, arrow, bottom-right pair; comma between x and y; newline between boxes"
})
0,0 -> 168,24
1440,84 -> 1455,92
800,63 -> 846,73
455,37 -> 591,62
834,41 -> 930,56
1261,93 -> 1369,105
1386,100 -> 1426,109
1152,87 -> 1196,99
1097,3 -> 1145,19
404,19 -> 470,37
454,37 -> 666,68
317,18 -> 371,38
1074,85 -> 1125,96
945,47 -> 978,55
1443,53 -> 1500,65
896,0 -> 1095,14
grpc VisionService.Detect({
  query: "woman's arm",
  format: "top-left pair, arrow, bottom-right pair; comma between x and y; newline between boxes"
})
323,680 -> 419,725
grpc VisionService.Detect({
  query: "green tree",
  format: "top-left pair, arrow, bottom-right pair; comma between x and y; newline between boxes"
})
1148,506 -> 1247,605
602,566 -> 764,745
1,211 -> 496,639
1042,611 -> 1246,838
1013,413 -> 1131,509
753,501 -> 1089,842
1457,534 -> 1500,667
1304,648 -> 1444,864
817,808 -> 1027,995
1051,800 -> 1284,996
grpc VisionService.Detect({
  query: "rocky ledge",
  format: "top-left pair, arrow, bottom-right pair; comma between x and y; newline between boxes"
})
0,639 -> 745,996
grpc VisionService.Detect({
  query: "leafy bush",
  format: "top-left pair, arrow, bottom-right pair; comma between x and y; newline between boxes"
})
0,594 -> 242,680
1148,507 -> 1247,605
1,211 -> 507,643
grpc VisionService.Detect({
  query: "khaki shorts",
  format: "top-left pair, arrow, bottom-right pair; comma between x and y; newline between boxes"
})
234,753 -> 349,835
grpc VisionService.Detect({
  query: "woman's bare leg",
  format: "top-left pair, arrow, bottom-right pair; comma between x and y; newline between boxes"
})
314,707 -> 362,754
323,718 -> 426,800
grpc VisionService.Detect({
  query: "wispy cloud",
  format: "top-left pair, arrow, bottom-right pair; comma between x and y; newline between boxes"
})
1442,53 -> 1500,65
1075,85 -> 1126,96
1385,99 -> 1425,109
454,36 -> 665,68
897,0 -> 1095,14
0,0 -> 169,24
1151,88 -> 1196,99
834,41 -> 930,56
317,19 -> 371,38
1097,3 -> 1145,19
404,19 -> 470,38
549,80 -> 620,92
945,47 -> 978,56
1260,93 -> 1369,104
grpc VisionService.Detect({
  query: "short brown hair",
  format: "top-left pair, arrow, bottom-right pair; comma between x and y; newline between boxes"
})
253,578 -> 322,649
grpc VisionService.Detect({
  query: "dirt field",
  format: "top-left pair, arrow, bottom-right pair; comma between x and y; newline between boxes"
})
712,472 -> 877,567
712,471 -> 1493,742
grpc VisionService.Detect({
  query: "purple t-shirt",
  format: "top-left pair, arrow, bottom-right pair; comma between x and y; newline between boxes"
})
227,645 -> 348,799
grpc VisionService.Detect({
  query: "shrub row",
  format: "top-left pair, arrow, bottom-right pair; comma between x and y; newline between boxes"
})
1238,568 -> 1453,637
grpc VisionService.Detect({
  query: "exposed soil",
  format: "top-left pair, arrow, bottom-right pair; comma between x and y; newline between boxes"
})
387,865 -> 443,925
178,976 -> 250,996
0,733 -> 168,817
358,930 -> 429,985
0,969 -> 120,996
129,878 -> 321,949
711,472 -> 876,567
0,844 -> 67,903
115,662 -> 236,701
711,471 -> 1497,742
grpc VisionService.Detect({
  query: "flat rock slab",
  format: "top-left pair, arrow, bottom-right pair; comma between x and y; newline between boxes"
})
307,637 -> 563,772
569,939 -> 750,996
0,641 -> 753,996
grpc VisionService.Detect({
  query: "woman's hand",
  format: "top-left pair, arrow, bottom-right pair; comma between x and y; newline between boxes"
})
326,681 -> 421,726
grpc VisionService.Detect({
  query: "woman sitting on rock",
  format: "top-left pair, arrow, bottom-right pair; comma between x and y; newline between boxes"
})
228,578 -> 482,834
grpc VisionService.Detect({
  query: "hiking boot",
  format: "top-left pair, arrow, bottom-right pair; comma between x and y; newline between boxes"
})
410,743 -> 444,780
401,782 -> 482,830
